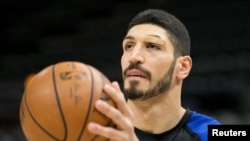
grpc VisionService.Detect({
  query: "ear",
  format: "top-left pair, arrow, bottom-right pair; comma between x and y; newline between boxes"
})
176,56 -> 192,80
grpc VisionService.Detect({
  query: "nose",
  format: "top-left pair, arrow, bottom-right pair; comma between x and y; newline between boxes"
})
128,45 -> 145,64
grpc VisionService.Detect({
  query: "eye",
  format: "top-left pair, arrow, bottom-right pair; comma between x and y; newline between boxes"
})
124,43 -> 134,50
146,43 -> 160,50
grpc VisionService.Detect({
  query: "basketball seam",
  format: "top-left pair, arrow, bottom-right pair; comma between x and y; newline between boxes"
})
53,64 -> 68,140
23,66 -> 62,141
77,65 -> 95,141
90,70 -> 114,141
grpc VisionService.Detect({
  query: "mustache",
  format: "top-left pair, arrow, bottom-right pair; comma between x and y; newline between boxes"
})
123,64 -> 151,80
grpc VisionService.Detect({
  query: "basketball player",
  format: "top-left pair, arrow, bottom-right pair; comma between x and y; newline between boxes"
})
88,9 -> 221,141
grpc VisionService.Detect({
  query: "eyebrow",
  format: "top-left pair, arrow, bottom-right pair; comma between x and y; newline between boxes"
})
123,34 -> 163,40
123,34 -> 166,46
147,34 -> 162,38
123,35 -> 134,40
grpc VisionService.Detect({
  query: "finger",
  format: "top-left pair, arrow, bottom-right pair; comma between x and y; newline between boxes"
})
110,81 -> 129,114
104,84 -> 133,119
111,81 -> 121,92
88,121 -> 128,140
95,100 -> 133,131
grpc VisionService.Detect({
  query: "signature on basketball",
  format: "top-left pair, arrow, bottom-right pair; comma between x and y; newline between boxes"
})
60,71 -> 87,81
60,71 -> 88,105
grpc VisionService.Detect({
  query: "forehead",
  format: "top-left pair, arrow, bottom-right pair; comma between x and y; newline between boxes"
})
125,24 -> 169,41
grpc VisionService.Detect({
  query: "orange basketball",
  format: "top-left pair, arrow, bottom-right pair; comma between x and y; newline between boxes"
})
19,61 -> 116,141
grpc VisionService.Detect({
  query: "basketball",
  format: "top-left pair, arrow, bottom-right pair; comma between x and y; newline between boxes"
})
19,61 -> 116,141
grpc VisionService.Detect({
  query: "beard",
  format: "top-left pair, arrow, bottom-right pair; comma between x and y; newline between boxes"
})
123,60 -> 176,101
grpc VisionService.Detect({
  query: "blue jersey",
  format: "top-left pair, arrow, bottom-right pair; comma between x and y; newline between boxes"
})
135,109 -> 220,141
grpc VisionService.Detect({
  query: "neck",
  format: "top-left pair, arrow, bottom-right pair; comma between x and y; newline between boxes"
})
127,89 -> 185,134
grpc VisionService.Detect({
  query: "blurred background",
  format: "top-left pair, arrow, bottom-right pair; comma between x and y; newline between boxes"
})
1,0 -> 250,140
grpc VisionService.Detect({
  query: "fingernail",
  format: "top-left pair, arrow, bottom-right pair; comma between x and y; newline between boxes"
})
96,100 -> 106,109
88,123 -> 97,132
104,84 -> 111,90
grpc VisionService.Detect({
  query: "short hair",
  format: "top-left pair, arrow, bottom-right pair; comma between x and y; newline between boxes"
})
128,9 -> 191,57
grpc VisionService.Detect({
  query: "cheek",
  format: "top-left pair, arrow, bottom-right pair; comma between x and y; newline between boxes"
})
150,62 -> 170,79
121,55 -> 127,71
153,67 -> 167,80
121,55 -> 124,66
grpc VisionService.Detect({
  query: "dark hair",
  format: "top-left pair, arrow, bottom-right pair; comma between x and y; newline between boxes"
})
128,9 -> 190,57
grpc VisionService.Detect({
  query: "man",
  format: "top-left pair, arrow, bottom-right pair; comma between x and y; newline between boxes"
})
88,9 -> 220,141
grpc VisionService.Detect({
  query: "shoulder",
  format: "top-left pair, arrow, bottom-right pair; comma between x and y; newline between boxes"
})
187,111 -> 221,127
186,110 -> 220,141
